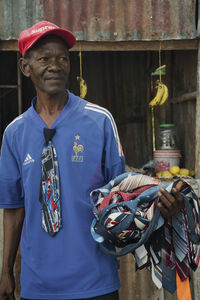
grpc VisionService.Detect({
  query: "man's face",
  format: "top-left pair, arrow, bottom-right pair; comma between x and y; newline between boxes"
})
24,36 -> 70,96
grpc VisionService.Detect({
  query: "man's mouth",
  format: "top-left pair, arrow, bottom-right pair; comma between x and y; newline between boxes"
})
46,77 -> 63,81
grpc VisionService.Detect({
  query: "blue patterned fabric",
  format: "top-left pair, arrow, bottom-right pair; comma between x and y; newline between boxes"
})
90,172 -> 200,293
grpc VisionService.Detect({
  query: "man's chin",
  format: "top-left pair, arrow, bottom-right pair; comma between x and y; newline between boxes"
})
43,85 -> 67,96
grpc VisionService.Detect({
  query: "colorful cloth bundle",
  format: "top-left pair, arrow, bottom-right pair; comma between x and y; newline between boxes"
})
90,172 -> 200,294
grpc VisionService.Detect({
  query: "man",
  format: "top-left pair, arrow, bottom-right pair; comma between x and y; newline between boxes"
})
0,21 -> 183,300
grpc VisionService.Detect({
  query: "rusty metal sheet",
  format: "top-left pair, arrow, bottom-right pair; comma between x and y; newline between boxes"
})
0,0 -> 197,42
43,0 -> 197,41
0,0 -> 43,40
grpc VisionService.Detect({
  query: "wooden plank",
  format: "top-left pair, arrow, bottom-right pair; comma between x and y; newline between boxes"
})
170,50 -> 197,170
191,269 -> 200,300
146,52 -> 153,160
119,254 -> 162,300
0,39 -> 198,52
0,85 -> 17,89
17,52 -> 22,115
195,41 -> 200,178
73,40 -> 198,51
171,92 -> 196,104
193,39 -> 200,300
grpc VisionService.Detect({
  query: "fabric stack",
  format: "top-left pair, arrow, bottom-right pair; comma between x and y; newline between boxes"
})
90,172 -> 200,294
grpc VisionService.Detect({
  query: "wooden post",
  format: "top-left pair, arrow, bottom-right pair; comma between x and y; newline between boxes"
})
17,52 -> 22,115
195,41 -> 200,179
192,39 -> 200,300
146,52 -> 153,160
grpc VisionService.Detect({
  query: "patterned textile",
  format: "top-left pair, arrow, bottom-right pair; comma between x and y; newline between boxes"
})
40,128 -> 62,236
90,172 -> 200,293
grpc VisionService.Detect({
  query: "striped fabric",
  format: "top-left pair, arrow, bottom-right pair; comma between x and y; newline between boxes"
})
85,103 -> 123,157
90,172 -> 200,294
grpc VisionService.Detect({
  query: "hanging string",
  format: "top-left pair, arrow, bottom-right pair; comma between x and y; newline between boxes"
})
152,41 -> 162,153
77,46 -> 87,99
79,46 -> 83,79
159,42 -> 162,82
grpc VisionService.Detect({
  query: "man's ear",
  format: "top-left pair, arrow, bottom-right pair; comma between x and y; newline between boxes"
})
19,57 -> 31,78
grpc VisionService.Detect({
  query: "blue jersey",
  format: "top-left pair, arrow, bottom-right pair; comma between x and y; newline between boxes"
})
0,91 -> 125,299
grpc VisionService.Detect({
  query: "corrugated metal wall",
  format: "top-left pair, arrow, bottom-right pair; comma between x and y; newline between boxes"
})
0,0 -> 43,40
0,0 -> 197,41
43,0 -> 197,41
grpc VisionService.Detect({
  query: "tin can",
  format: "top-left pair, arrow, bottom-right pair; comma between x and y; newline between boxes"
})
158,124 -> 176,150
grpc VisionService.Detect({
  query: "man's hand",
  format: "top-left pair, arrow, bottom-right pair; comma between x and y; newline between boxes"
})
157,180 -> 184,217
0,273 -> 16,300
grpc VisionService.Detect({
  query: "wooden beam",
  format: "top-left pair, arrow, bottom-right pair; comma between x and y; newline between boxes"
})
0,85 -> 17,89
0,39 -> 198,52
73,40 -> 198,51
171,92 -> 196,104
195,41 -> 200,178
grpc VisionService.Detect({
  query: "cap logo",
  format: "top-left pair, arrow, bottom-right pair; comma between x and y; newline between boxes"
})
31,26 -> 56,34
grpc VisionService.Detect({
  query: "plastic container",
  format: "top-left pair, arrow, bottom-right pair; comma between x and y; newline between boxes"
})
154,149 -> 181,173
158,124 -> 176,150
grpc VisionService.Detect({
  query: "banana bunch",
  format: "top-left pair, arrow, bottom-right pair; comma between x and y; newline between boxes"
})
149,81 -> 168,107
77,76 -> 87,99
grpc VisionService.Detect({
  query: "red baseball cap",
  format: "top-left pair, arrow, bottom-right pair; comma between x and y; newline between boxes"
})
18,20 -> 76,57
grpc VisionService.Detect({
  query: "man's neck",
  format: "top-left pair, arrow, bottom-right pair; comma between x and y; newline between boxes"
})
35,91 -> 68,128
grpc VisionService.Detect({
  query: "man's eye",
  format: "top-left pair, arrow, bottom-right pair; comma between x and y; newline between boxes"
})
58,57 -> 68,62
39,57 -> 48,62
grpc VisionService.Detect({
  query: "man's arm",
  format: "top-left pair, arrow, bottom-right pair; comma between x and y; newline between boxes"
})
0,207 -> 25,300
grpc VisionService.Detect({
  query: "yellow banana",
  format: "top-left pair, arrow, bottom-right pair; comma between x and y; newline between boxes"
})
149,82 -> 165,107
80,78 -> 87,99
77,76 -> 87,99
159,83 -> 168,106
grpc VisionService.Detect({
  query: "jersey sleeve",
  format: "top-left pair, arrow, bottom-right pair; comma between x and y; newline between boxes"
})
102,112 -> 125,183
0,130 -> 24,208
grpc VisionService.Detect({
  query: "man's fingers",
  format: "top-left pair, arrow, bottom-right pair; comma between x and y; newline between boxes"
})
157,202 -> 169,218
157,182 -> 185,217
158,188 -> 176,208
171,187 -> 184,209
174,180 -> 184,192
172,187 -> 183,202
172,180 -> 184,208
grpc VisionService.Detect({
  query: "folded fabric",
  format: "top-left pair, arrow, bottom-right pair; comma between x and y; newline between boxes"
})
90,172 -> 200,294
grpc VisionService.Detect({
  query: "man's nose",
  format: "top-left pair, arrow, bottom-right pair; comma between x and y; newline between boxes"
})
48,58 -> 60,71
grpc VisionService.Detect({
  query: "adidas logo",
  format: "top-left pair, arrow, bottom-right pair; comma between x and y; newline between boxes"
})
23,153 -> 35,165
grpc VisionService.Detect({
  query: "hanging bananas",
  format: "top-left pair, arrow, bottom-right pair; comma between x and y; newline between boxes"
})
77,76 -> 87,99
158,83 -> 168,105
80,77 -> 87,99
77,48 -> 87,99
149,81 -> 168,107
